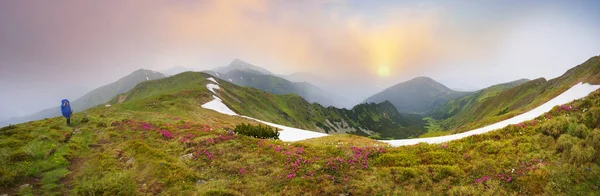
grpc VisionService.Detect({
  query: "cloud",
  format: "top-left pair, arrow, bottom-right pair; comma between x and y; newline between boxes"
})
1,0 -> 598,117
161,0 -> 457,79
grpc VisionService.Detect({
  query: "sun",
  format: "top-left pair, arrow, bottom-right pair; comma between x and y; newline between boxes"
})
377,66 -> 390,77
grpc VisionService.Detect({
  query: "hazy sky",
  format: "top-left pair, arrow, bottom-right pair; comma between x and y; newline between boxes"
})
1,0 -> 599,120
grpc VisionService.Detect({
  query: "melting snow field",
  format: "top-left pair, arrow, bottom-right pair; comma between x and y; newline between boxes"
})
382,82 -> 600,146
201,77 -> 600,145
206,84 -> 220,94
201,95 -> 237,116
207,77 -> 219,84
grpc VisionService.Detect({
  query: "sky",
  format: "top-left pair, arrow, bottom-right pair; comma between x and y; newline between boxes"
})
1,0 -> 599,120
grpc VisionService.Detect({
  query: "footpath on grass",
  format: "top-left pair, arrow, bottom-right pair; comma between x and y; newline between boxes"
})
201,77 -> 600,147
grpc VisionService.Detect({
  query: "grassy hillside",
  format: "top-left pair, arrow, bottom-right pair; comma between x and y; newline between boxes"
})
2,70 -> 600,195
429,56 -> 600,135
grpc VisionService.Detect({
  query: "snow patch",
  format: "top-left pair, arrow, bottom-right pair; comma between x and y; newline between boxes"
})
207,84 -> 220,94
201,95 -> 237,116
228,78 -> 233,82
145,72 -> 149,81
207,77 -> 218,84
216,73 -> 220,77
381,82 -> 600,147
242,116 -> 328,142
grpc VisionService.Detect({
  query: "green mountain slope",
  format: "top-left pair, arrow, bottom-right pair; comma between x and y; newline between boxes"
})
2,68 -> 600,195
427,79 -> 530,128
364,76 -> 472,114
431,56 -> 600,133
114,72 -> 425,139
0,69 -> 166,127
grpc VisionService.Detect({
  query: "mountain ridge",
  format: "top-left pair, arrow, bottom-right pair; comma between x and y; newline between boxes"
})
206,59 -> 344,107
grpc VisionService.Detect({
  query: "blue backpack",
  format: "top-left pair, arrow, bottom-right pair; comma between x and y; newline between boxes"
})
61,99 -> 72,118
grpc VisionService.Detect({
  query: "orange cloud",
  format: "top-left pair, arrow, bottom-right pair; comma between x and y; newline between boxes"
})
160,1 -> 451,78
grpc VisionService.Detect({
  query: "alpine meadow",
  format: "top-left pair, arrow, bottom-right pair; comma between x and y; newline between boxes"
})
2,1 -> 600,195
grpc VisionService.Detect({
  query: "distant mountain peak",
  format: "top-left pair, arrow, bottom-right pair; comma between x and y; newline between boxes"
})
364,76 -> 471,114
214,59 -> 273,75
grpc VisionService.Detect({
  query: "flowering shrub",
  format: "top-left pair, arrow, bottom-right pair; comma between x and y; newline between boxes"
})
258,140 -> 385,182
160,130 -> 173,139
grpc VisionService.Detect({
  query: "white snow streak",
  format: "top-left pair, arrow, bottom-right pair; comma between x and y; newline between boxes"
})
207,77 -> 218,84
381,82 -> 600,146
206,84 -> 220,94
201,95 -> 237,116
201,76 -> 599,145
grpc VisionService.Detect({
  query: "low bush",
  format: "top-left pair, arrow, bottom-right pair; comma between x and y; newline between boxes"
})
582,108 -> 600,129
233,123 -> 279,140
8,149 -> 33,162
537,117 -> 568,139
556,134 -> 579,153
568,142 -> 596,164
376,153 -> 419,167
389,167 -> 420,182
566,122 -> 590,138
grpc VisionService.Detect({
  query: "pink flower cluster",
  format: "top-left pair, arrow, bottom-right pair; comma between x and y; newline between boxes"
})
514,120 -> 538,129
191,134 -> 236,160
160,130 -> 173,139
141,122 -> 153,130
196,148 -> 216,160
113,120 -> 219,142
556,104 -> 577,112
179,133 -> 197,144
258,140 -> 385,182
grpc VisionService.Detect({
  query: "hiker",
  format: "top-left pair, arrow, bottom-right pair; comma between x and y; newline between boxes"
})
61,99 -> 73,126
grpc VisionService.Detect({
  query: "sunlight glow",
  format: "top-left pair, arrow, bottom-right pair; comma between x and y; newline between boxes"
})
377,66 -> 391,77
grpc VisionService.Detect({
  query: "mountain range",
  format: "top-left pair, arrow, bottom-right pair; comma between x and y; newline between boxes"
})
2,56 -> 600,195
204,59 -> 345,108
